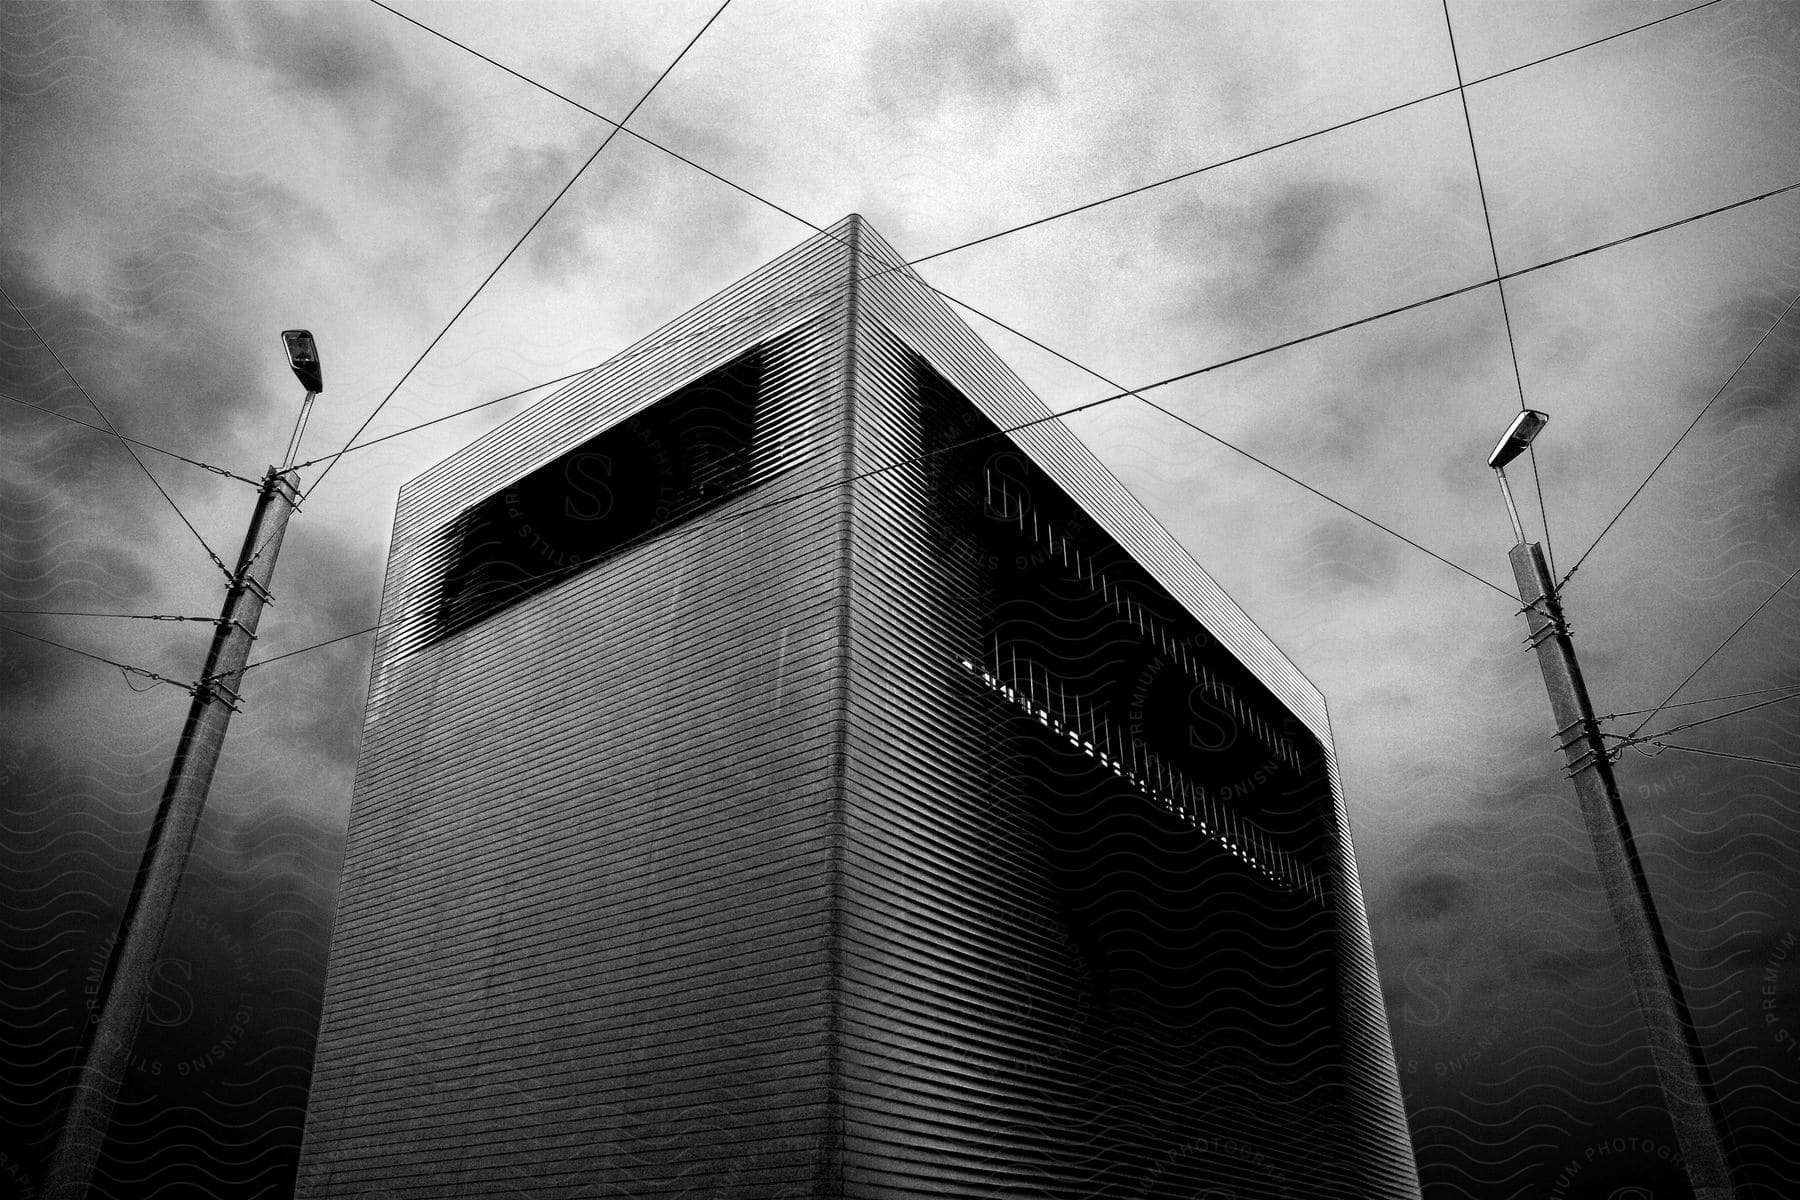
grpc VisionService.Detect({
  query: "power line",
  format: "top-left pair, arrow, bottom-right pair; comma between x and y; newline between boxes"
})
301,0 -> 735,509
1441,0 -> 1558,583
1625,688 -> 1800,743
303,181 -> 1800,503
359,0 -> 1795,575
221,380 -> 1514,685
1598,685 -> 1800,721
882,182 -> 1800,610
0,610 -> 215,623
232,178 -> 1796,685
1,390 -> 260,485
289,367 -> 591,471
0,287 -> 236,581
907,0 -> 1725,268
272,4 -> 1790,671
1559,289 -> 1800,589
1625,565 -> 1800,739
368,0 -> 823,241
273,177 -> 1800,598
375,0 -> 1727,297
230,623 -> 384,678
897,275 -> 1515,598
1135,397 -> 1513,598
1641,742 -> 1800,773
0,624 -> 194,694
1516,181 -> 1800,279
1134,180 -> 1800,405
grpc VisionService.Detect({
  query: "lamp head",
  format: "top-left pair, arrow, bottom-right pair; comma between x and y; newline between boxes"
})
281,329 -> 323,393
1488,409 -> 1547,470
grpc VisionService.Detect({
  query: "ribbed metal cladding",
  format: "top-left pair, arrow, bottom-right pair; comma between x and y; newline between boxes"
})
837,221 -> 1417,1198
297,215 -> 1419,1198
299,226 -> 865,1196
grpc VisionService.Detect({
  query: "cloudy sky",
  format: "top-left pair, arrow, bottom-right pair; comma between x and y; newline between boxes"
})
3,1 -> 1798,1196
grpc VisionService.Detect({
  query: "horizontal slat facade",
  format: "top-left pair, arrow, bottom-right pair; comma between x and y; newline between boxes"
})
838,222 -> 1420,1198
298,226 -> 866,1197
299,215 -> 1418,1198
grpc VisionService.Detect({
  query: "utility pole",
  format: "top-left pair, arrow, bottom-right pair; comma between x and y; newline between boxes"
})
1490,412 -> 1740,1200
45,332 -> 320,1199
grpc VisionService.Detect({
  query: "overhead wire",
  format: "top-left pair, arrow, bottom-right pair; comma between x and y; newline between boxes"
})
1,286 -> 236,581
1135,397 -> 1513,598
1622,688 -> 1800,743
1638,742 -> 1800,773
227,623 -> 386,680
364,0 -> 1798,470
0,610 -> 216,623
0,624 -> 194,695
345,1 -> 1796,604
1597,685 -> 1800,721
370,0 -> 1732,301
247,2 -> 1783,675
1441,0 -> 1558,581
1624,564 -> 1800,740
210,174 -> 1800,684
1035,181 -> 1800,409
6,0 -> 1783,787
298,0 -> 735,509
289,367 -> 591,471
277,178 -> 1800,628
900,284 -> 1516,598
910,0 -> 1725,267
1,390 -> 261,485
367,0 -> 822,240
1558,289 -> 1800,589
280,175 -> 1800,507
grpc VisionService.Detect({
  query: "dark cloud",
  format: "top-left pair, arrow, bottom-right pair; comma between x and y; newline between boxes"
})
208,784 -> 348,900
1521,943 -> 1612,988
1289,515 -> 1401,594
0,23 -> 342,456
473,106 -> 759,291
176,1 -> 469,188
1155,177 -> 1375,332
1374,680 -> 1800,1190
1393,870 -> 1474,924
480,141 -> 645,281
864,1 -> 1057,122
2,5 -> 1796,1198
0,723 -> 341,1196
230,1 -> 404,102
1264,180 -> 1365,273
247,527 -> 384,770
1709,289 -> 1800,421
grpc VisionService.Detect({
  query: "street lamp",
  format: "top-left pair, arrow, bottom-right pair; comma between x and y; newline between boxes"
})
1491,415 -> 1741,1200
281,329 -> 322,469
1487,408 -> 1546,543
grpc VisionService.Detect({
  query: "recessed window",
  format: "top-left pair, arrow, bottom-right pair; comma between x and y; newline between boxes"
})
430,349 -> 762,641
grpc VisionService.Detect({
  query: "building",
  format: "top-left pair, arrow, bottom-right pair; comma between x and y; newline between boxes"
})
297,215 -> 1421,1198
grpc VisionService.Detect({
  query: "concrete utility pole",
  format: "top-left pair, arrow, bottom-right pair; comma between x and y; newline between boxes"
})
1490,413 -> 1739,1200
46,331 -> 320,1199
1510,541 -> 1739,1199
44,466 -> 300,1199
